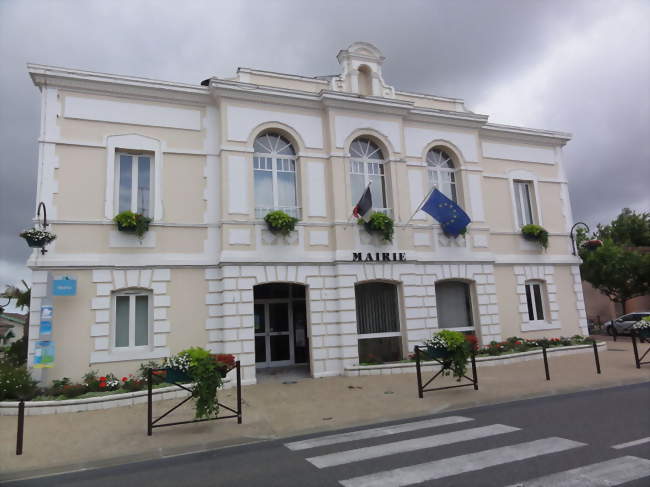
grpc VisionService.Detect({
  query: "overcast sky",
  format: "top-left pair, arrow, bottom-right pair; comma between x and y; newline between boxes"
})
1,0 -> 648,294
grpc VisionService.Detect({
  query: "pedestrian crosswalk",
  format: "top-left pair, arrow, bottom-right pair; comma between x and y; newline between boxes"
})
283,415 -> 650,486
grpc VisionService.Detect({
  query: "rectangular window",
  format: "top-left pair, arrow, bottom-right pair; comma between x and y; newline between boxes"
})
525,282 -> 545,321
253,156 -> 299,218
349,160 -> 388,212
355,282 -> 402,363
514,180 -> 534,227
435,281 -> 474,330
116,153 -> 153,216
113,292 -> 151,349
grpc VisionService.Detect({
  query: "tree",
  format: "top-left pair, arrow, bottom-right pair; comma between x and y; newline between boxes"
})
578,209 -> 650,313
0,280 -> 31,363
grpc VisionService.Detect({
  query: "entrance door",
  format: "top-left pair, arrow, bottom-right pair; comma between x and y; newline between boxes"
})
253,283 -> 308,368
254,301 -> 293,367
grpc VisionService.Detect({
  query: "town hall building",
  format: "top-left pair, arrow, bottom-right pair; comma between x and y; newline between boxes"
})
25,42 -> 587,384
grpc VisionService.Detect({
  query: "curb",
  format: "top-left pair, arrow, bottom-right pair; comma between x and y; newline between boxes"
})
344,341 -> 607,376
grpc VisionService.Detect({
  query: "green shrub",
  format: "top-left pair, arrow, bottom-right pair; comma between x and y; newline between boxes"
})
3,337 -> 27,366
177,347 -> 223,419
264,210 -> 298,235
113,210 -> 152,238
60,383 -> 87,398
49,377 -> 72,396
360,212 -> 394,242
521,224 -> 549,249
0,361 -> 39,400
83,370 -> 101,392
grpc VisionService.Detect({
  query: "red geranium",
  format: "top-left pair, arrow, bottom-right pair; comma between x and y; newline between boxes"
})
464,334 -> 478,351
122,377 -> 128,382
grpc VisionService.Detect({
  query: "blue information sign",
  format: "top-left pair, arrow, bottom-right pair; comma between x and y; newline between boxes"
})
52,277 -> 77,296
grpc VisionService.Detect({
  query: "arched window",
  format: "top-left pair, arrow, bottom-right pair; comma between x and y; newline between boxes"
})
349,137 -> 388,213
253,133 -> 299,218
427,148 -> 457,202
358,65 -> 372,96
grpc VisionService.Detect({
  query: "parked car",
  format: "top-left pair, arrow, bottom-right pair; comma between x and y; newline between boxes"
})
606,312 -> 650,336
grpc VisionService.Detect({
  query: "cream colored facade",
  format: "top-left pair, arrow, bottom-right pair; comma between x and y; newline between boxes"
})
26,42 -> 586,384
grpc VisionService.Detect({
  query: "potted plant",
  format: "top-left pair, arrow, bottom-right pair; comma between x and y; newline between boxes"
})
161,353 -> 192,383
632,316 -> 650,340
113,210 -> 152,238
521,224 -> 549,249
163,347 -> 224,419
359,212 -> 394,242
19,227 -> 56,248
423,330 -> 476,381
264,210 -> 298,236
211,353 -> 236,377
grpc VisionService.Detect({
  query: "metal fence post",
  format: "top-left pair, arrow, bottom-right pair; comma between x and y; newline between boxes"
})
542,346 -> 550,380
236,361 -> 242,424
415,347 -> 423,399
147,368 -> 153,436
631,334 -> 641,369
592,340 -> 601,374
471,351 -> 478,390
16,400 -> 25,455
612,325 -> 618,342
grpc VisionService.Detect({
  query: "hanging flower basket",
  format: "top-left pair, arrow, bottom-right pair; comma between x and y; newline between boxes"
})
19,228 -> 56,248
581,239 -> 603,251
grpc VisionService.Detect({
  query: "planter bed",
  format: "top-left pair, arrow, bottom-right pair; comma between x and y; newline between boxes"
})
344,341 -> 607,377
0,379 -> 238,416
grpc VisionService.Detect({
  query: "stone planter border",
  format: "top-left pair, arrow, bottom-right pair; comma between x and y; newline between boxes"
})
344,341 -> 607,376
0,380 -> 235,416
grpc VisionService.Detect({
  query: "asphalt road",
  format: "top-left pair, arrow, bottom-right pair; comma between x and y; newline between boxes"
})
6,382 -> 650,487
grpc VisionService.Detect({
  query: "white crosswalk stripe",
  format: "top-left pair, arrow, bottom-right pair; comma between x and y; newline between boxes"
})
338,437 -> 586,487
612,436 -> 650,449
306,424 -> 519,469
284,415 -> 473,451
504,456 -> 650,486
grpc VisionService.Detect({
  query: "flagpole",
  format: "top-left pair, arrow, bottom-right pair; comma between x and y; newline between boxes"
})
405,185 -> 436,226
344,181 -> 372,230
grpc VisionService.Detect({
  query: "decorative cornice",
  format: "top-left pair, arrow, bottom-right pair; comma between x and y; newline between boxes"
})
481,123 -> 572,145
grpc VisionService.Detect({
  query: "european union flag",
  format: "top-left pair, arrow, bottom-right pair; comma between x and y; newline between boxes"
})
421,189 -> 471,237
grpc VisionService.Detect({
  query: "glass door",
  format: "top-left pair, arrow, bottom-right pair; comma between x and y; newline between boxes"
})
254,301 -> 293,367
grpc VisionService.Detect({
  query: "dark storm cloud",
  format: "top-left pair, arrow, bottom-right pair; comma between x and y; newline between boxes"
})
1,0 -> 648,285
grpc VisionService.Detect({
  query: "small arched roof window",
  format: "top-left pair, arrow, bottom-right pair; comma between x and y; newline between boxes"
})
427,147 -> 457,202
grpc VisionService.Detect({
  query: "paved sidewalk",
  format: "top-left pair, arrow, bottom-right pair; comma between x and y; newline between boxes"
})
1,337 -> 649,481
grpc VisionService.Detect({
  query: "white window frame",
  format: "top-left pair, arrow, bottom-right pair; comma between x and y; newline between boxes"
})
104,134 -> 162,221
513,180 -> 535,227
427,148 -> 457,203
112,289 -> 153,351
524,280 -> 548,324
253,134 -> 300,219
507,170 -> 543,231
115,152 -> 154,216
434,280 -> 476,332
349,138 -> 391,215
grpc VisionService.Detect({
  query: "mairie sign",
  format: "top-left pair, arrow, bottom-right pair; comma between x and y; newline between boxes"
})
353,252 -> 406,262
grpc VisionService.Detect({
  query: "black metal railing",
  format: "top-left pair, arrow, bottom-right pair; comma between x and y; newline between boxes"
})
540,340 -> 602,380
147,361 -> 242,436
631,333 -> 650,369
414,346 -> 478,398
